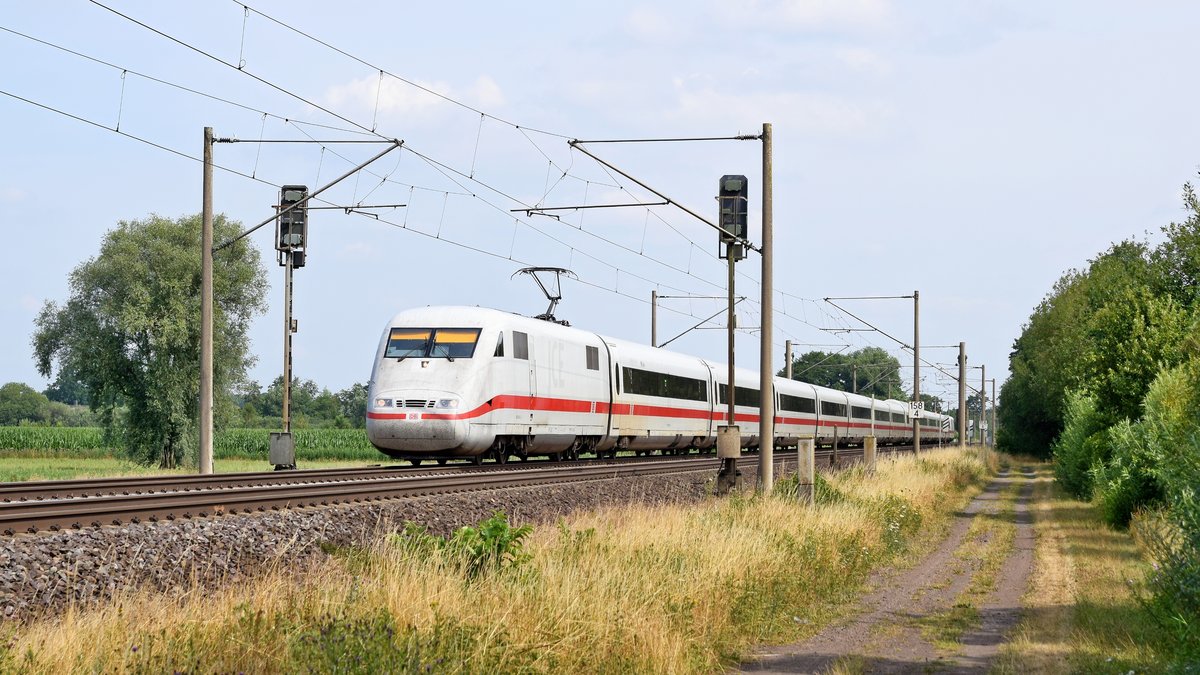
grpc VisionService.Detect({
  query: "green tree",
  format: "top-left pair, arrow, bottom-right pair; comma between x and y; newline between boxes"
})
337,382 -> 368,428
0,382 -> 51,425
32,214 -> 267,467
42,363 -> 90,406
1152,179 -> 1200,307
998,240 -> 1154,456
778,347 -> 903,399
1080,284 -> 1188,422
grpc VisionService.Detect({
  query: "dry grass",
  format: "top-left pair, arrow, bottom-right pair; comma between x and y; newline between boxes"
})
2,447 -> 992,674
992,463 -> 1172,673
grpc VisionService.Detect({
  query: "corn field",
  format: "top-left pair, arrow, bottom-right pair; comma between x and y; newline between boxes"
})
0,427 -> 379,462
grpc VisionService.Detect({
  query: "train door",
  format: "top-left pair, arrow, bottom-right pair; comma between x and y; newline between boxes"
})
513,330 -> 535,403
703,361 -> 719,440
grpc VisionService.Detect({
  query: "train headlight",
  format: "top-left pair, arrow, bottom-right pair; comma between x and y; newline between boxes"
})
437,398 -> 460,409
375,397 -> 393,407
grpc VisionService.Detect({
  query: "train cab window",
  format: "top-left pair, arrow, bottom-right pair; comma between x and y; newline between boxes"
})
513,331 -> 529,360
431,329 -> 481,358
851,406 -> 871,420
779,394 -> 816,414
586,345 -> 600,370
493,332 -> 504,357
386,328 -> 481,359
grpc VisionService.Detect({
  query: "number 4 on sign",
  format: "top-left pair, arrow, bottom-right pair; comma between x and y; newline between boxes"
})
909,401 -> 924,418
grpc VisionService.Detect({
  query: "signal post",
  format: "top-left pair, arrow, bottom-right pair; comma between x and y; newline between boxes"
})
270,185 -> 309,471
715,174 -> 748,495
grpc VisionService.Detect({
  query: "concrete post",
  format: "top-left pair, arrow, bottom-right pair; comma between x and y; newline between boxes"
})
797,437 -> 815,505
990,378 -> 997,449
864,435 -> 877,474
958,342 -> 967,448
758,122 -> 774,494
651,289 -> 657,347
980,364 -> 987,446
913,290 -> 921,456
831,425 -> 839,468
785,340 -> 793,379
200,127 -> 214,475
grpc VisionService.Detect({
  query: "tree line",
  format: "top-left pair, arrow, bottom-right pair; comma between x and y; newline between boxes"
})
998,178 -> 1200,658
0,376 -> 368,431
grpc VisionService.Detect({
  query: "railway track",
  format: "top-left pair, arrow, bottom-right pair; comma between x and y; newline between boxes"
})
0,444 -> 923,536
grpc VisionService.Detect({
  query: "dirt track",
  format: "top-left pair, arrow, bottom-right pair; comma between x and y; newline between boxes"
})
742,466 -> 1036,674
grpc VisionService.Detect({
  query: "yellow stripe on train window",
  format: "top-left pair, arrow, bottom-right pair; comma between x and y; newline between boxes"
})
434,329 -> 480,344
390,329 -> 431,340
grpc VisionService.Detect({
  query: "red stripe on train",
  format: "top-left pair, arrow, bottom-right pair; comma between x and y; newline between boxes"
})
368,395 -> 945,432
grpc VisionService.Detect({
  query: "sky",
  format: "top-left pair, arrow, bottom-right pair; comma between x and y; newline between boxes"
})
2,1 -> 1199,410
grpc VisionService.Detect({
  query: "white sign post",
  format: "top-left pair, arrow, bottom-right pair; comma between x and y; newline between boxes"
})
909,400 -> 924,418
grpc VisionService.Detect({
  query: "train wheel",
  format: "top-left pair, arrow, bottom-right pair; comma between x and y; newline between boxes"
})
436,458 -> 448,466
408,459 -> 422,467
495,450 -> 508,465
471,455 -> 483,466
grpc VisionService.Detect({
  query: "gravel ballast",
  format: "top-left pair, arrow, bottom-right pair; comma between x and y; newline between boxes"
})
0,465 -> 756,622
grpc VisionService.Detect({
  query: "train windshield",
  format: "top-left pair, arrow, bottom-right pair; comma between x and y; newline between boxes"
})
385,328 -> 481,359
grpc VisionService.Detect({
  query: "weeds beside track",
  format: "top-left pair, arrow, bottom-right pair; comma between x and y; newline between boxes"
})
3,447 -> 993,673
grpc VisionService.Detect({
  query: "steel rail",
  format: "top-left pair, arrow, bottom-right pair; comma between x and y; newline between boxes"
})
0,456 -> 722,535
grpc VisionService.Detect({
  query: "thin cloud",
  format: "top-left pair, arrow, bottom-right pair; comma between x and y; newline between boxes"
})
666,77 -> 885,135
713,0 -> 893,33
322,74 -> 505,123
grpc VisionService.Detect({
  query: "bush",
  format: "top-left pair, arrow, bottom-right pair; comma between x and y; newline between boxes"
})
1091,419 -> 1162,528
1138,361 -> 1200,657
1053,389 -> 1110,498
390,512 -> 533,580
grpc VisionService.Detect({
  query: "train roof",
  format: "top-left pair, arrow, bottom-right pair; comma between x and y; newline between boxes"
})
382,306 -> 919,405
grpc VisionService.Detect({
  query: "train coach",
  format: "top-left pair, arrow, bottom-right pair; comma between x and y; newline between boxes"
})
365,306 -> 955,464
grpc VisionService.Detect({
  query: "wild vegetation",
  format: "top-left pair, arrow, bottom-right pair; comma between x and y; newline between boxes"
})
1,448 -> 990,673
998,177 -> 1200,663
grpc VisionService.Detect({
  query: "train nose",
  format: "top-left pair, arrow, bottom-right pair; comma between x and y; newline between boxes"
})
366,391 -> 469,451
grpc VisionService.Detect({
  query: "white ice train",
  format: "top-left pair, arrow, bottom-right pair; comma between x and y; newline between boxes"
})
366,306 -> 955,464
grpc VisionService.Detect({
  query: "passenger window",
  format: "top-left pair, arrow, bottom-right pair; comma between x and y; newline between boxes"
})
586,345 -> 600,371
494,332 -> 504,357
514,331 -> 529,360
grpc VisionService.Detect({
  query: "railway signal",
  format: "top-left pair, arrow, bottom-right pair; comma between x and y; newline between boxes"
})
716,174 -> 749,495
276,184 -> 309,268
273,184 -> 309,471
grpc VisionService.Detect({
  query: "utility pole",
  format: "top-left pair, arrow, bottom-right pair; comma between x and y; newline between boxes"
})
758,122 -> 774,493
991,378 -> 997,448
200,127 -> 214,475
651,290 -> 658,348
980,364 -> 987,446
913,289 -> 921,456
958,342 -> 967,447
785,340 -> 793,379
852,363 -> 858,394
